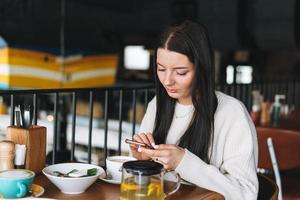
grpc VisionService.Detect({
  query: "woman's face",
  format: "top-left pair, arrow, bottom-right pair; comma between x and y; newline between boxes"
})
156,48 -> 195,105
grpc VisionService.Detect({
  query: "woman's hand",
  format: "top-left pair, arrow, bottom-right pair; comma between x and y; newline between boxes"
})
139,144 -> 185,170
129,132 -> 156,160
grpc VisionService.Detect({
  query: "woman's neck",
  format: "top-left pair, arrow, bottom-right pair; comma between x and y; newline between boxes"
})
177,97 -> 193,105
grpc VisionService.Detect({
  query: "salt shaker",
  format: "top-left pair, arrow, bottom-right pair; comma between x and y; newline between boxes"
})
0,140 -> 15,171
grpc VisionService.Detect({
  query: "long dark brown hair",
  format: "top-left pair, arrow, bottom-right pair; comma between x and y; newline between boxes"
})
153,20 -> 218,163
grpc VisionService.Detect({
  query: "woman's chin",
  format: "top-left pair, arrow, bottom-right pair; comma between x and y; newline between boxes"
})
167,92 -> 180,99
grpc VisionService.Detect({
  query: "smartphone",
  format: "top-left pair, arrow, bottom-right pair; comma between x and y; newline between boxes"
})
125,139 -> 154,149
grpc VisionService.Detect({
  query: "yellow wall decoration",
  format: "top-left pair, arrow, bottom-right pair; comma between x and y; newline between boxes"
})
0,47 -> 118,89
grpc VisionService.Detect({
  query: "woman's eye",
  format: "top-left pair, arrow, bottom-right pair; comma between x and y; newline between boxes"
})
176,71 -> 188,76
158,68 -> 165,72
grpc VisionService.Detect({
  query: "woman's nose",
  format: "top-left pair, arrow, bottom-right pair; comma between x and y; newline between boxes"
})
164,72 -> 174,86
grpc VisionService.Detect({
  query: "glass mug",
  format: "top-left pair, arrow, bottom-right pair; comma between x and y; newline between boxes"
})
120,160 -> 181,200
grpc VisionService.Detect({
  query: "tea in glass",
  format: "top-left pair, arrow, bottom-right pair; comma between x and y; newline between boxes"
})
120,176 -> 164,200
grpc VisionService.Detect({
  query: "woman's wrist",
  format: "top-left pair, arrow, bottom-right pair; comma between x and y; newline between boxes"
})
175,148 -> 187,171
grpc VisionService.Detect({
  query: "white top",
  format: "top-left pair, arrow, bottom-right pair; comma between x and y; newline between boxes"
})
139,91 -> 258,200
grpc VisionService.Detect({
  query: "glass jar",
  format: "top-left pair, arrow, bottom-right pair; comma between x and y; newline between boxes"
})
120,160 -> 180,200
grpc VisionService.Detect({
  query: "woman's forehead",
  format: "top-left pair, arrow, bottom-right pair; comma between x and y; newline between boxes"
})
157,48 -> 192,68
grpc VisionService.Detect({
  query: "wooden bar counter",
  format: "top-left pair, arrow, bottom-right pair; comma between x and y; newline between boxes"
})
34,175 -> 224,200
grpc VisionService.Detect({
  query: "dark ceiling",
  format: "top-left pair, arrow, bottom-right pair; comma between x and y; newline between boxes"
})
0,0 -> 299,54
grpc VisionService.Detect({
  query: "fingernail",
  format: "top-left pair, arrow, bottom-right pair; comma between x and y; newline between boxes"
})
154,145 -> 159,149
138,147 -> 142,152
151,143 -> 156,147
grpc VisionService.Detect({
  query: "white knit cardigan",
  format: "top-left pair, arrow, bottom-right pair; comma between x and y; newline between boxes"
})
138,91 -> 258,200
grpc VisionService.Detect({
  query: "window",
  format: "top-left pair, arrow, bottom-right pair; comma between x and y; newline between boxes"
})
236,65 -> 253,84
226,65 -> 234,84
124,46 -> 150,70
226,65 -> 253,84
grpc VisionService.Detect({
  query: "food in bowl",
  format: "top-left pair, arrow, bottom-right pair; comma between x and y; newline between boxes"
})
53,168 -> 98,177
43,163 -> 104,194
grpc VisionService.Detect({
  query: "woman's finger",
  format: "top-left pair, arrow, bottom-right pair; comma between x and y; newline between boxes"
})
138,132 -> 151,145
133,134 -> 144,143
140,148 -> 170,157
156,144 -> 177,150
129,143 -> 138,149
145,132 -> 156,147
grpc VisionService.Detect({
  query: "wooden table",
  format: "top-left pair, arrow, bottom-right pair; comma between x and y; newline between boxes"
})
34,175 -> 224,200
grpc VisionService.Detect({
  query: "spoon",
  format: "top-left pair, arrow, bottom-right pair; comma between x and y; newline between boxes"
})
100,171 -> 112,180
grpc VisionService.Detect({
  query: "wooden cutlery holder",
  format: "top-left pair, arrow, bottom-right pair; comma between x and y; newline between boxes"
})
6,125 -> 46,174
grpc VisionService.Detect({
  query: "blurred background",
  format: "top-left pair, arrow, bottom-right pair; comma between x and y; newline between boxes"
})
0,0 -> 299,88
0,0 -> 299,183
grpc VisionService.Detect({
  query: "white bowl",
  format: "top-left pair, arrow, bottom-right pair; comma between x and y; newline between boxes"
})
42,163 -> 104,194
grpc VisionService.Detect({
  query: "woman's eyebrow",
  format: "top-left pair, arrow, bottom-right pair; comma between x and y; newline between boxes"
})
157,62 -> 188,69
174,67 -> 189,70
157,62 -> 166,68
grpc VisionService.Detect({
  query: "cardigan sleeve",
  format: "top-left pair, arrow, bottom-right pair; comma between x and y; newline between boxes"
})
175,98 -> 258,200
138,97 -> 156,134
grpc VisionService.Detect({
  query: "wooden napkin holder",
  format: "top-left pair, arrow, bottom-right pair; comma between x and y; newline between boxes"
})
6,125 -> 46,174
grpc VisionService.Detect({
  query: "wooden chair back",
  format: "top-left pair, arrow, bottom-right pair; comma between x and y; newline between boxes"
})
257,173 -> 279,200
257,127 -> 300,170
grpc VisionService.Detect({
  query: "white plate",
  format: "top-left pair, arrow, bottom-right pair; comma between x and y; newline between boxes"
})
99,176 -> 121,184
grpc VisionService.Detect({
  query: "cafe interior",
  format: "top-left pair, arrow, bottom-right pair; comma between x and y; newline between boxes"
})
0,0 -> 299,199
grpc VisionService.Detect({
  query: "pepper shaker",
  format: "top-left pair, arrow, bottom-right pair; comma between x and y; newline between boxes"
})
0,140 -> 15,171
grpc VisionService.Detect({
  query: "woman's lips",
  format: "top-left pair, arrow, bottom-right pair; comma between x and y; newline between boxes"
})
166,88 -> 178,93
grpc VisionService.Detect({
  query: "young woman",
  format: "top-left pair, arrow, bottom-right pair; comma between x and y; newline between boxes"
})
129,20 -> 258,200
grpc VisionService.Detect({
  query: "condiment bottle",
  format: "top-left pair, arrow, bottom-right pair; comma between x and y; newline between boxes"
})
251,104 -> 260,126
260,102 -> 271,126
14,144 -> 26,169
271,95 -> 285,127
0,97 -> 7,114
0,140 -> 15,171
251,91 -> 263,126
